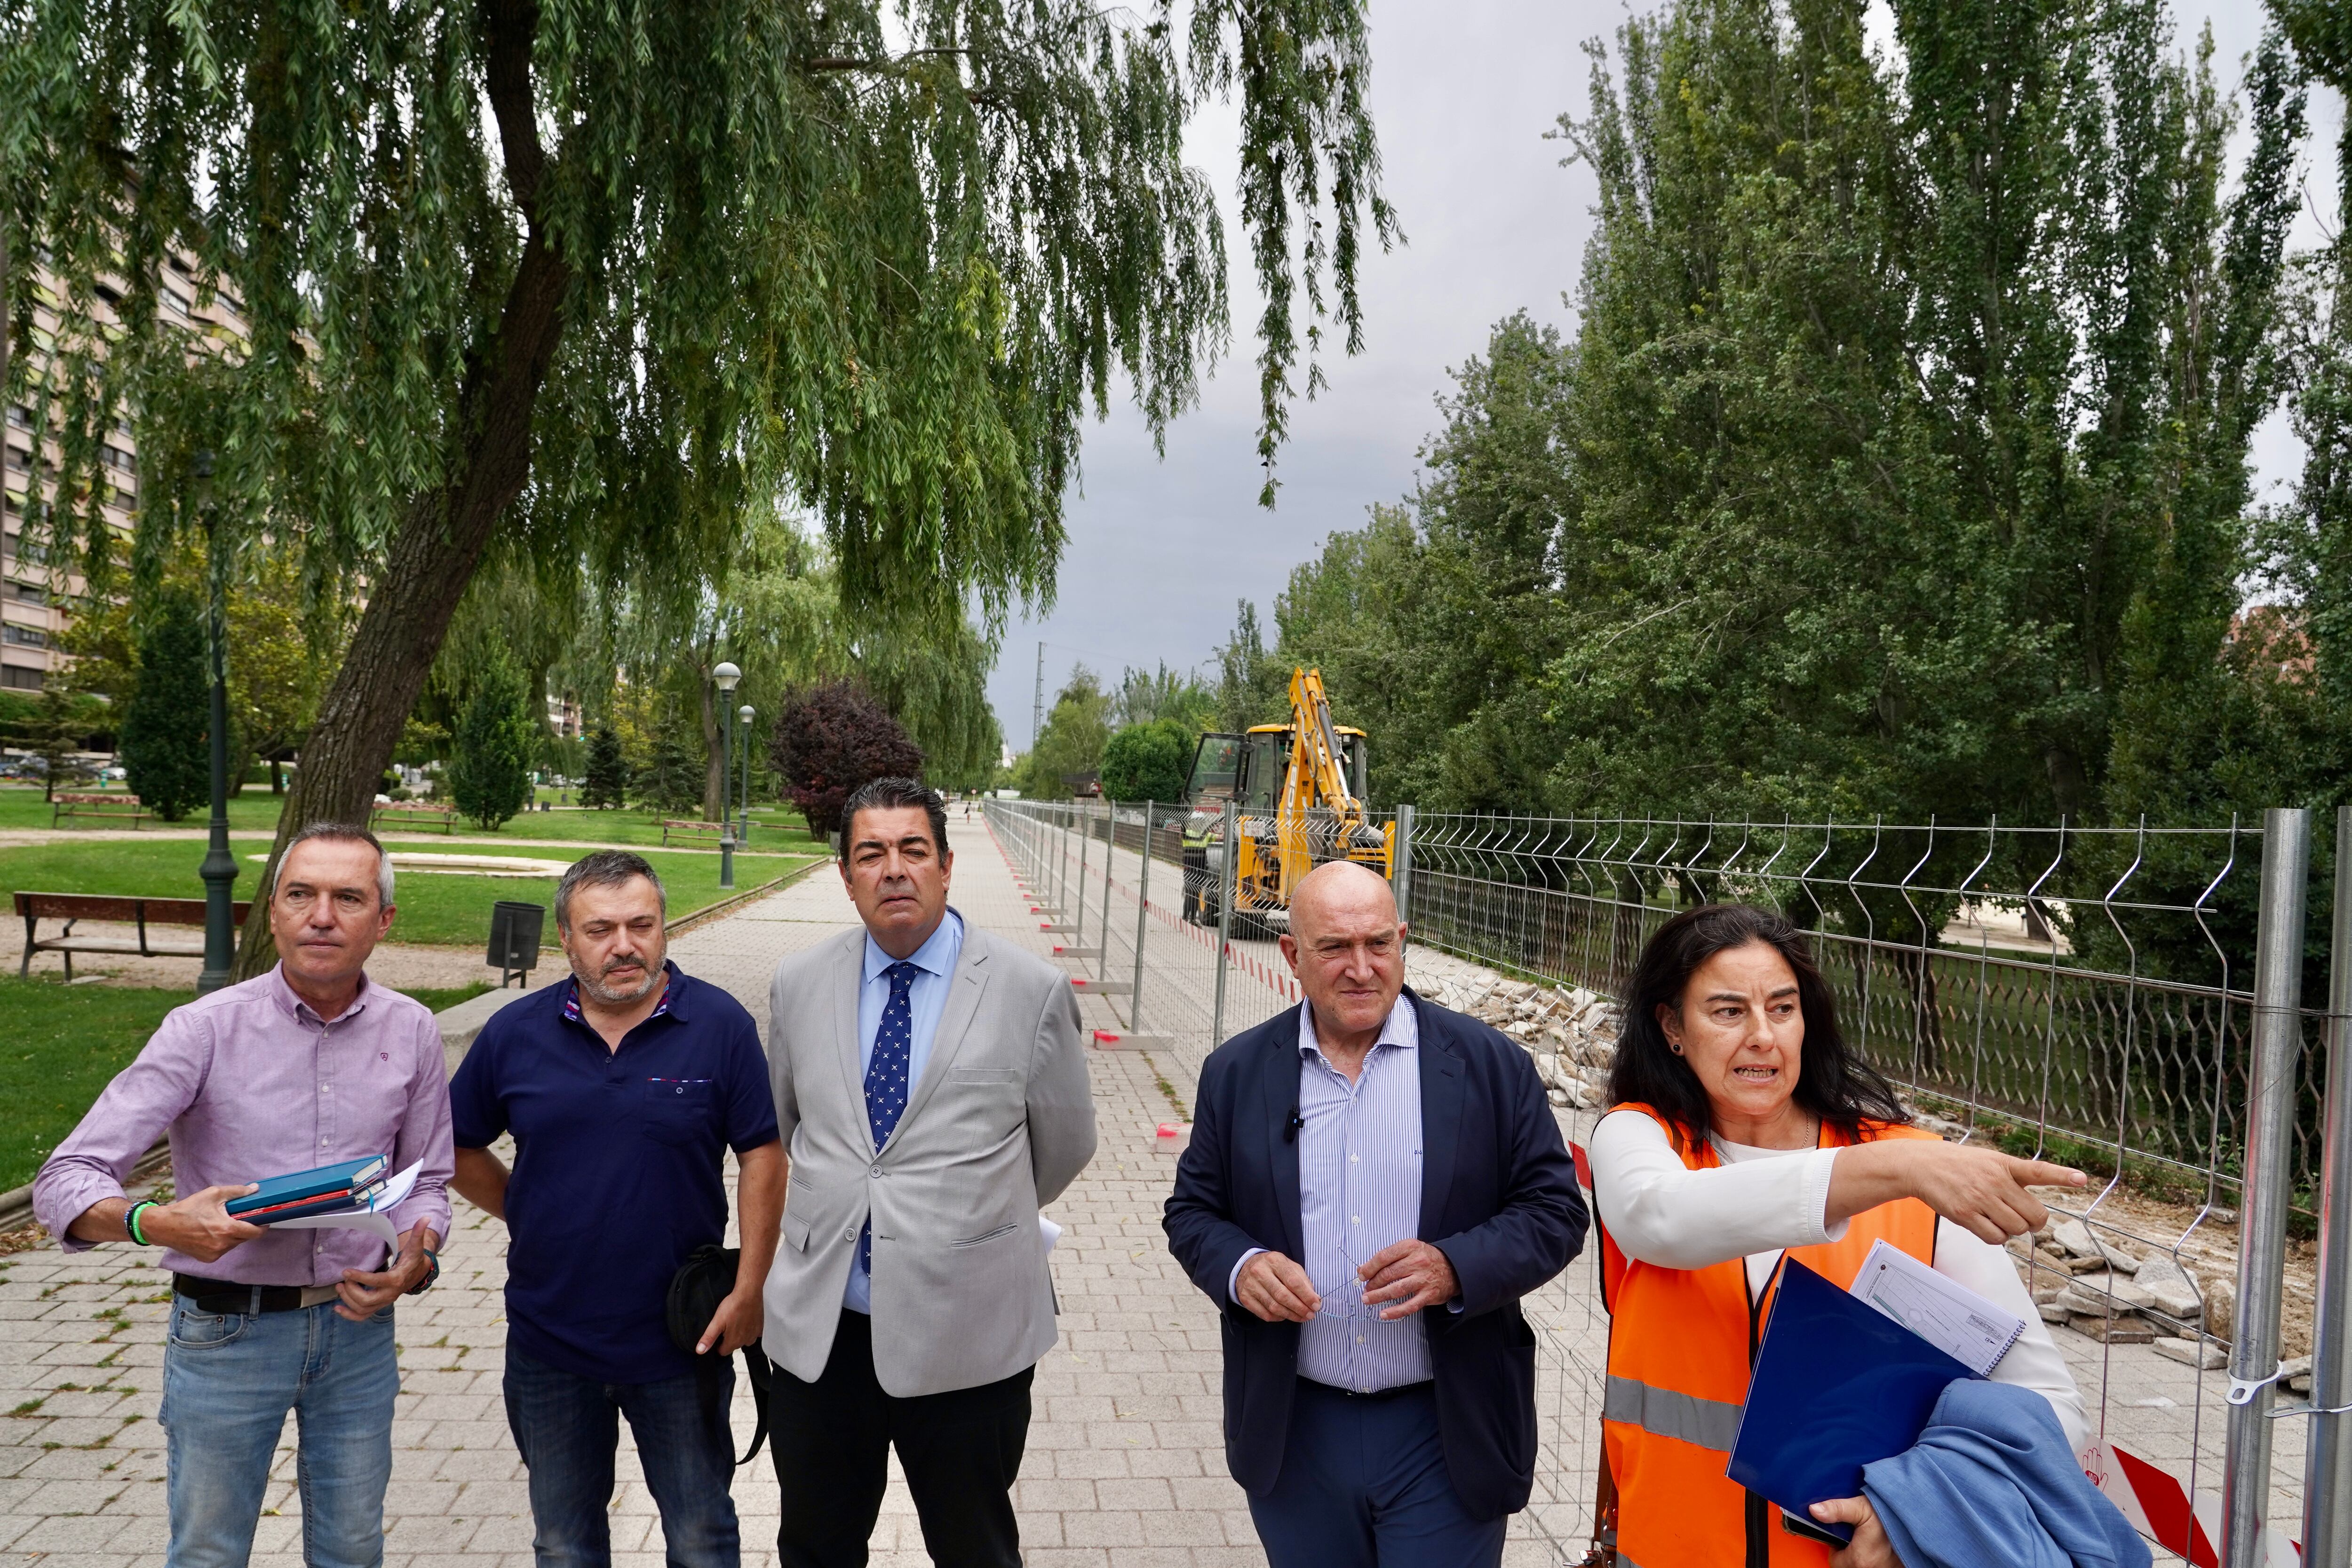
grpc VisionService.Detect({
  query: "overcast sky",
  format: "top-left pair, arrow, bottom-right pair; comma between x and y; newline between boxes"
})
984,0 -> 2345,751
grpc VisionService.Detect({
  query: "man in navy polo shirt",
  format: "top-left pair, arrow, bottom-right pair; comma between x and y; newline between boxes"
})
450,850 -> 783,1568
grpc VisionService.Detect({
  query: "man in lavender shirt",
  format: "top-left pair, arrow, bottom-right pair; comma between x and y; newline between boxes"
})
33,822 -> 455,1568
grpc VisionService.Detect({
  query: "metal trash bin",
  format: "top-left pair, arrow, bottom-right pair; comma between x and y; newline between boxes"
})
487,901 -> 545,989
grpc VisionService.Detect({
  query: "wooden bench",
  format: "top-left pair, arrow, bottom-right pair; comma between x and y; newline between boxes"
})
369,800 -> 459,833
16,891 -> 255,979
659,819 -> 752,847
51,792 -> 148,829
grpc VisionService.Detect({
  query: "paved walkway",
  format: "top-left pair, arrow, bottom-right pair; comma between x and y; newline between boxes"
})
0,818 -> 2301,1567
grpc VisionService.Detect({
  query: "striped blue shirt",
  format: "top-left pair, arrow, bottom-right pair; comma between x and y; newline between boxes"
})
1221,993 -> 1429,1393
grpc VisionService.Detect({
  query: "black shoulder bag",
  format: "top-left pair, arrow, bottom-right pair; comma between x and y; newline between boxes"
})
666,1244 -> 773,1466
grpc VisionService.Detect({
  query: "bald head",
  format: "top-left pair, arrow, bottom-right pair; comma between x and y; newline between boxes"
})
1282,860 -> 1407,1053
1290,860 -> 1399,941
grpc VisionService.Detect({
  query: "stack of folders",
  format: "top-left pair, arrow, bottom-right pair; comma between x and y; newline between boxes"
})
1728,1245 -> 2029,1546
224,1155 -> 391,1226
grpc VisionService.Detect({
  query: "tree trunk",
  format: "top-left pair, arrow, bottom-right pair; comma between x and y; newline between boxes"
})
229,0 -> 566,980
699,677 -> 725,824
230,169 -> 569,971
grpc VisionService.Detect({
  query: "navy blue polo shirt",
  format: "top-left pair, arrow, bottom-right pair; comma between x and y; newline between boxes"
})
449,962 -> 779,1385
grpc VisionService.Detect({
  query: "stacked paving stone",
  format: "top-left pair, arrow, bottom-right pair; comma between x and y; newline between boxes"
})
1417,975 -> 1621,1110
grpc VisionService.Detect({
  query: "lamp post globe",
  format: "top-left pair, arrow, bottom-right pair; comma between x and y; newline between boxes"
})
712,663 -> 740,889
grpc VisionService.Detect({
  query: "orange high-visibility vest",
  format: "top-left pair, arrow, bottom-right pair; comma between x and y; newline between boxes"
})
1597,1103 -> 1941,1568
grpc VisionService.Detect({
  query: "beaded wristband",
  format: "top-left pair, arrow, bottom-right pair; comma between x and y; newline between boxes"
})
409,1245 -> 440,1295
125,1201 -> 155,1247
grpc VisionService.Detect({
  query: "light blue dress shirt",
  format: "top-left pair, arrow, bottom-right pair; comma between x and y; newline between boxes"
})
1229,995 -> 1438,1392
843,907 -> 965,1314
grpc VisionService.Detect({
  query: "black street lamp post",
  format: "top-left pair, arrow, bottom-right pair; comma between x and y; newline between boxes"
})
193,451 -> 238,992
738,703 -> 754,842
714,662 -> 740,891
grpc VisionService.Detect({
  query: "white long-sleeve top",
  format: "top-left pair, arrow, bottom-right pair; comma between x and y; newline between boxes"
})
1589,1108 -> 2087,1454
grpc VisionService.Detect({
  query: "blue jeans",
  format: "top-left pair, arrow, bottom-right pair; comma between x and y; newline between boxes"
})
503,1346 -> 740,1568
159,1299 -> 400,1568
1247,1380 -> 1508,1568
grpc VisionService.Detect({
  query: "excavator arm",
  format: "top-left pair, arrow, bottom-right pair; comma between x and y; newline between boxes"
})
1273,668 -> 1391,900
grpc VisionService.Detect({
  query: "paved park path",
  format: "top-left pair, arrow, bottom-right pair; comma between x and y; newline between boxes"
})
0,818 -> 2301,1567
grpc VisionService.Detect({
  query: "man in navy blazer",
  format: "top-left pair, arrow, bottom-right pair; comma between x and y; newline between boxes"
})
1164,861 -> 1586,1568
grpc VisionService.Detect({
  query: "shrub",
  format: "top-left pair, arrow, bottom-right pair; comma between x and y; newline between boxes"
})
1099,719 -> 1194,802
580,726 -> 628,809
447,654 -> 538,829
118,588 -> 209,821
634,732 -> 704,818
771,682 -> 923,837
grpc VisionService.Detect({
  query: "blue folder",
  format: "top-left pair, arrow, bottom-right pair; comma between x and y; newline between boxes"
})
1726,1258 -> 1975,1544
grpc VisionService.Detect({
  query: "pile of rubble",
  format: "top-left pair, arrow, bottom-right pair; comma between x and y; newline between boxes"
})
1415,971 -> 1621,1109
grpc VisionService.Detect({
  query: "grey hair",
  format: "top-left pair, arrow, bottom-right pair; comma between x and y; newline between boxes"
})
271,822 -> 396,907
556,849 -> 667,931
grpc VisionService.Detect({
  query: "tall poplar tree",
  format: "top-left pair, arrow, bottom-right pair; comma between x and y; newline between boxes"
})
0,0 -> 1394,976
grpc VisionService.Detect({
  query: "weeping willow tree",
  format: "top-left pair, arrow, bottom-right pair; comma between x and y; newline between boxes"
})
0,0 -> 1394,975
563,505 -> 1003,811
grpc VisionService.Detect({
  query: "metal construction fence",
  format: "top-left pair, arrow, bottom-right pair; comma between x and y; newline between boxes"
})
982,797 -> 2352,1568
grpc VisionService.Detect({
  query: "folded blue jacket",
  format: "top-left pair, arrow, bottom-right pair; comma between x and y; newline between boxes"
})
1862,1379 -> 2150,1568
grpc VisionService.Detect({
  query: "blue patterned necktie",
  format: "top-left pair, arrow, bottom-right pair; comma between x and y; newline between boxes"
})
860,960 -> 921,1275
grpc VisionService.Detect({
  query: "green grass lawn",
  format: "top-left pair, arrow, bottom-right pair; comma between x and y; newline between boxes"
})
472,804 -> 818,851
0,837 -> 822,948
0,785 -> 823,857
0,976 -> 497,1192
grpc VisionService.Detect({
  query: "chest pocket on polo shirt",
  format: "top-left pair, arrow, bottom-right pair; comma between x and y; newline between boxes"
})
641,1077 -> 715,1148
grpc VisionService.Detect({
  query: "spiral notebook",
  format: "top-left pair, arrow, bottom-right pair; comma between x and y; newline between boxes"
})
1848,1238 -> 2027,1377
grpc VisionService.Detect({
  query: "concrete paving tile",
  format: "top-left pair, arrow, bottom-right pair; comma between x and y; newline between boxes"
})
9,1512 -> 130,1552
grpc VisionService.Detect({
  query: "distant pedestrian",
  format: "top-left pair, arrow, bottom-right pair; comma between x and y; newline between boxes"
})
449,850 -> 783,1568
1164,860 -> 1586,1568
33,823 -> 453,1568
761,776 -> 1096,1568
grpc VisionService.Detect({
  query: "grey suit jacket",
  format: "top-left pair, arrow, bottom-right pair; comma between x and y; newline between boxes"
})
760,921 -> 1097,1396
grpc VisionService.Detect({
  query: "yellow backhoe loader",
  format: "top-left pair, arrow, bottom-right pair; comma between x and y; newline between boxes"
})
1178,667 -> 1394,929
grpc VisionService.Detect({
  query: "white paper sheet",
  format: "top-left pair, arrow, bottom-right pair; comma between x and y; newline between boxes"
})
1848,1237 -> 2026,1376
268,1161 -> 423,1262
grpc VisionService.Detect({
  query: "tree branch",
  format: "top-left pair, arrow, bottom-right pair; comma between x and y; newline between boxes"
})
483,0 -> 548,218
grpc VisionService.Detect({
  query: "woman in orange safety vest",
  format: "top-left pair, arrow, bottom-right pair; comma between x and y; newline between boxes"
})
1588,904 -> 2089,1568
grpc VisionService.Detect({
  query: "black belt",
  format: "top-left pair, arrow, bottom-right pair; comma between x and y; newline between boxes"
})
1301,1377 -> 1434,1402
173,1274 -> 331,1314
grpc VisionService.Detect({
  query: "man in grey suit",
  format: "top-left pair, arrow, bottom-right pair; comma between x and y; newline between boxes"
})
762,776 -> 1096,1568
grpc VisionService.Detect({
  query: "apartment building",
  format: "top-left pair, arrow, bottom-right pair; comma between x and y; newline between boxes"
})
0,254 -> 251,690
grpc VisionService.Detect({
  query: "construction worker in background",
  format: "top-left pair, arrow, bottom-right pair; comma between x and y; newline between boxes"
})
1182,809 -> 1215,923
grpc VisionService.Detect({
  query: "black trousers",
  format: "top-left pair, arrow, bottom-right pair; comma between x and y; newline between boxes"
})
769,1309 -> 1033,1568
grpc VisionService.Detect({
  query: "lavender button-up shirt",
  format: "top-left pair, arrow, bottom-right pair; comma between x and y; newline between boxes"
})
32,965 -> 455,1286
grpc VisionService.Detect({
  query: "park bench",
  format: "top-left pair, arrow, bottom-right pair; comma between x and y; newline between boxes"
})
370,800 -> 459,834
659,819 -> 752,847
50,792 -> 148,829
16,891 -> 254,979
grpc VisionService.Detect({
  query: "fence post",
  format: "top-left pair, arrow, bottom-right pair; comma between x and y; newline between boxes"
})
1211,796 -> 1237,1048
1075,804 -> 1091,950
1101,803 -> 1115,966
2306,804 -> 2352,1564
2225,806 -> 2311,1568
1394,804 -> 1417,938
1132,803 -> 1152,1030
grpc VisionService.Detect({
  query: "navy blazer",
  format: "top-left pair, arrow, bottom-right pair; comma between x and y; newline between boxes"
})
1162,988 -> 1588,1520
